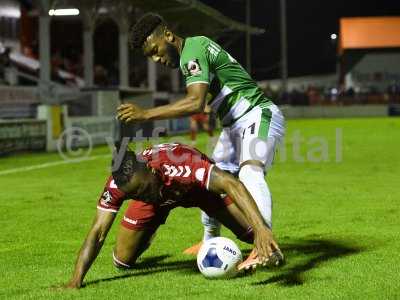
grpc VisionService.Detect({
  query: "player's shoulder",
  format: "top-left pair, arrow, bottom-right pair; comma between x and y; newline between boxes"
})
188,35 -> 214,44
183,36 -> 214,53
97,175 -> 126,213
104,176 -> 125,196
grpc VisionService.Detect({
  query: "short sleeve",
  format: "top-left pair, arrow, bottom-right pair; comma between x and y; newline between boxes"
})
180,42 -> 210,87
97,176 -> 126,213
192,159 -> 215,191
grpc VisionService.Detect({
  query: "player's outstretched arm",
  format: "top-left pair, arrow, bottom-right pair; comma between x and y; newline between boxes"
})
208,167 -> 280,264
66,209 -> 116,289
117,83 -> 209,122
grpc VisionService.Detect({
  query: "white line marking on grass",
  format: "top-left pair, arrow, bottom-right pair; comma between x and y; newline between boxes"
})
0,154 -> 110,176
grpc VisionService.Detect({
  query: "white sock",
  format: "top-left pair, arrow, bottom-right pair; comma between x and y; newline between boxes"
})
201,210 -> 221,241
239,164 -> 272,228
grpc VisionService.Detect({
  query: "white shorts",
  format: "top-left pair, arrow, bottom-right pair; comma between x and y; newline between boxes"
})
211,104 -> 285,173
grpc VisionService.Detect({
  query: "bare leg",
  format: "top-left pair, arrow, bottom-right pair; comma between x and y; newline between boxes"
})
190,118 -> 198,141
113,226 -> 157,269
201,117 -> 213,137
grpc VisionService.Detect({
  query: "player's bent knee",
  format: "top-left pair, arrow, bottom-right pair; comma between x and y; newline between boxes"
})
239,161 -> 264,177
113,251 -> 135,270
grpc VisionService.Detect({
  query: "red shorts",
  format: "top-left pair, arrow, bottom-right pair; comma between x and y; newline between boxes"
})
121,188 -> 233,231
191,113 -> 209,123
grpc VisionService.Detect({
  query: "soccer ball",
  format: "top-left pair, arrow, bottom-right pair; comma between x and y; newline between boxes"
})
196,237 -> 242,279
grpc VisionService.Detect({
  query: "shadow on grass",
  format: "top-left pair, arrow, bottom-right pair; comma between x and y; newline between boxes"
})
84,238 -> 363,287
84,254 -> 197,287
253,239 -> 363,286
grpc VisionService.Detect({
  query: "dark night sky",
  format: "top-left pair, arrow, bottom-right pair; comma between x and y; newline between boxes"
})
201,0 -> 400,80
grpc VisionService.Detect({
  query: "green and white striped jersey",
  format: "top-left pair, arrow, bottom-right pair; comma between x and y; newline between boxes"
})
180,36 -> 273,126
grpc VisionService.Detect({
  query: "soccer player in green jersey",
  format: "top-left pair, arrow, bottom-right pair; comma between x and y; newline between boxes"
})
117,13 -> 285,270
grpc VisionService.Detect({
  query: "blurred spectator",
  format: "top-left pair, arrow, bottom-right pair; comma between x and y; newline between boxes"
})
22,46 -> 35,59
0,42 -> 6,56
0,46 -> 15,85
265,82 -> 399,106
387,81 -> 400,104
388,81 -> 400,95
330,87 -> 339,102
345,87 -> 355,97
263,84 -> 274,99
307,86 -> 320,105
0,45 -> 11,83
51,50 -> 64,75
108,61 -> 119,86
94,65 -> 109,86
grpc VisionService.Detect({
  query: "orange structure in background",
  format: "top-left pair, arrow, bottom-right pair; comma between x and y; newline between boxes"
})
339,17 -> 400,54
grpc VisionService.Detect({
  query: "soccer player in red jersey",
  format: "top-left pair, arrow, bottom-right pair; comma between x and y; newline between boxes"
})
65,143 -> 282,288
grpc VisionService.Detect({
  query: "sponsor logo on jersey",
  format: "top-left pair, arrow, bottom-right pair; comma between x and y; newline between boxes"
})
195,168 -> 206,181
163,164 -> 191,177
184,59 -> 202,76
101,190 -> 112,205
123,216 -> 138,225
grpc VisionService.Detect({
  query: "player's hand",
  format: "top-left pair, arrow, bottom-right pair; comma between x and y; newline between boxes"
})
253,228 -> 280,266
117,103 -> 146,123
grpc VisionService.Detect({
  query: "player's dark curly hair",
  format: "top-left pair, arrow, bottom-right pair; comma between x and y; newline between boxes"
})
111,142 -> 161,203
129,13 -> 165,49
111,142 -> 146,188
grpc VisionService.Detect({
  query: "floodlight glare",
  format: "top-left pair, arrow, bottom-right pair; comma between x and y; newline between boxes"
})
49,9 -> 80,16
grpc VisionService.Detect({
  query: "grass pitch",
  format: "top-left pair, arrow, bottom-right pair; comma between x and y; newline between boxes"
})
1,117 -> 399,299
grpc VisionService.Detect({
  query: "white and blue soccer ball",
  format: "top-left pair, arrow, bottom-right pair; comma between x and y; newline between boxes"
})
196,237 -> 242,279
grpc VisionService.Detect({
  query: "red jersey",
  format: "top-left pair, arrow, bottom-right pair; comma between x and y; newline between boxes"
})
97,143 -> 215,213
